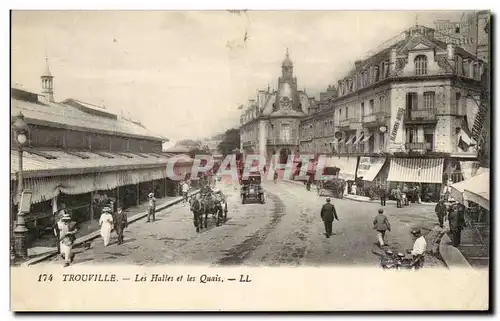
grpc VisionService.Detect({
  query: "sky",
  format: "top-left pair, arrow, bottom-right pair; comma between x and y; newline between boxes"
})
11,10 -> 467,143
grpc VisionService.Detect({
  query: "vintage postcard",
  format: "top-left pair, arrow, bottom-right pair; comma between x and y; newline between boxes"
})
9,9 -> 491,311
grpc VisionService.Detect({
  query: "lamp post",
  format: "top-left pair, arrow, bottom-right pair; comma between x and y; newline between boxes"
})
12,112 -> 29,259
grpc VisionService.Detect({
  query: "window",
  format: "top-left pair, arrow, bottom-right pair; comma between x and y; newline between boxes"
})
361,102 -> 365,117
405,127 -> 420,143
423,92 -> 435,110
379,95 -> 386,113
374,66 -> 380,82
383,61 -> 389,78
456,92 -> 462,114
281,124 -> 290,141
346,106 -> 349,119
347,79 -> 353,92
424,127 -> 434,151
455,26 -> 460,33
414,55 -> 428,75
406,92 -> 418,116
369,99 -> 374,115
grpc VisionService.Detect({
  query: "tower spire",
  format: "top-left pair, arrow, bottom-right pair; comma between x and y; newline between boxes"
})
41,54 -> 54,103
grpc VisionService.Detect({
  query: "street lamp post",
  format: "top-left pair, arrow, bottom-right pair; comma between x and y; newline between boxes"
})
12,112 -> 30,259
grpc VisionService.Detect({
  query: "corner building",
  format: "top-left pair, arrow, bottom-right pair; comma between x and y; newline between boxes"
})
239,50 -> 314,163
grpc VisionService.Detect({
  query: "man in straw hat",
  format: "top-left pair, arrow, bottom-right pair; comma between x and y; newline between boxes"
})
56,211 -> 78,267
147,192 -> 156,222
320,197 -> 339,238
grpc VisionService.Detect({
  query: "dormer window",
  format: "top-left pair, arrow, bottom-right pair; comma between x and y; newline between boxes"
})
414,55 -> 428,75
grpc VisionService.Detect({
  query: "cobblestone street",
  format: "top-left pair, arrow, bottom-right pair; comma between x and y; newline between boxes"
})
44,181 -> 445,268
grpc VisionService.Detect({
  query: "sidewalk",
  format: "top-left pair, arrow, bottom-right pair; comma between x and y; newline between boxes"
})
283,179 -> 436,207
20,189 -> 200,266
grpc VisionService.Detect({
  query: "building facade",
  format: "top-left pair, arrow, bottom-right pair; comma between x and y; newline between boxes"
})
239,50 -> 313,163
434,10 -> 490,62
11,58 -> 192,246
239,24 -> 488,201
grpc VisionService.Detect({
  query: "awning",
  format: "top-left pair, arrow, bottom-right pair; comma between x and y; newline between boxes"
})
357,157 -> 386,182
387,158 -> 444,183
344,135 -> 356,145
325,156 -> 357,180
362,133 -> 373,142
459,161 -> 481,180
459,128 -> 476,146
451,171 -> 490,210
353,133 -> 364,145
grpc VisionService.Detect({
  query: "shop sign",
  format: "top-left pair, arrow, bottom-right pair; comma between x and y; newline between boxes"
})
390,108 -> 405,142
357,157 -> 372,178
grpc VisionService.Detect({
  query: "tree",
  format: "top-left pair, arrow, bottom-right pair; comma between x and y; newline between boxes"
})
218,128 -> 240,156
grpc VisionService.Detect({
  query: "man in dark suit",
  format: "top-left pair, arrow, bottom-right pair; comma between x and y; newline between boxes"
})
434,199 -> 447,228
448,204 -> 466,247
379,186 -> 387,206
320,198 -> 339,238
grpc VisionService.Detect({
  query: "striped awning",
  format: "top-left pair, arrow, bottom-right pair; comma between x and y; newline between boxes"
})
387,158 -> 444,184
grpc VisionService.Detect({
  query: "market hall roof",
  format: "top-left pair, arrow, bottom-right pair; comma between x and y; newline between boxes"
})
10,148 -> 193,179
11,88 -> 168,142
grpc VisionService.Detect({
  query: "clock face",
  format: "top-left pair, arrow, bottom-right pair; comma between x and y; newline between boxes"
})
281,96 -> 291,109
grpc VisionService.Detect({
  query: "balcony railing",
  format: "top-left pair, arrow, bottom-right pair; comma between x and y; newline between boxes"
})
339,118 -> 357,128
405,109 -> 437,122
363,111 -> 388,126
267,138 -> 299,146
405,142 -> 432,151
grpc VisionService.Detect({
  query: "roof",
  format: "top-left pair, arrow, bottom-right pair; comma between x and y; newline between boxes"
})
11,148 -> 193,179
340,25 -> 483,80
164,145 -> 195,153
11,95 -> 167,142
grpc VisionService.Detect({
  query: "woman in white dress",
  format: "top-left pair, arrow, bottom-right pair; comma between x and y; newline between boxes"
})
99,207 -> 114,247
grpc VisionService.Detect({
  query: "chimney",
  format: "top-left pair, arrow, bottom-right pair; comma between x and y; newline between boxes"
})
389,48 -> 397,73
354,60 -> 363,69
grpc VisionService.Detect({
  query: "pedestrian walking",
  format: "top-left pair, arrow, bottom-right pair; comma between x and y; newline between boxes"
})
114,207 -> 128,245
379,186 -> 387,206
99,207 -> 114,247
448,203 -> 466,247
434,198 -> 447,228
147,192 -> 156,222
320,197 -> 339,238
182,181 -> 190,203
57,211 -> 78,267
395,186 -> 402,208
410,228 -> 427,270
373,208 -> 391,247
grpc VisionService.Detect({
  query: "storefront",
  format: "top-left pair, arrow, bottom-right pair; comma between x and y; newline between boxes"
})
387,158 -> 444,202
356,157 -> 387,199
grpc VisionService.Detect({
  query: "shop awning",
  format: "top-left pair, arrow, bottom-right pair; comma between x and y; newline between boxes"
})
344,135 -> 356,145
357,157 -> 386,182
451,170 -> 490,210
353,133 -> 364,145
387,158 -> 444,184
325,156 -> 357,180
459,161 -> 481,180
362,133 -> 373,142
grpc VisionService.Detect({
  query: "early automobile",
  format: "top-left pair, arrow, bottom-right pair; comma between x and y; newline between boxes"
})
240,172 -> 265,204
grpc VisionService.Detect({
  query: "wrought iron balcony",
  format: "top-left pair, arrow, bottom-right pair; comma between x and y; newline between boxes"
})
267,138 -> 299,146
404,109 -> 437,123
405,142 -> 432,151
362,111 -> 388,127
